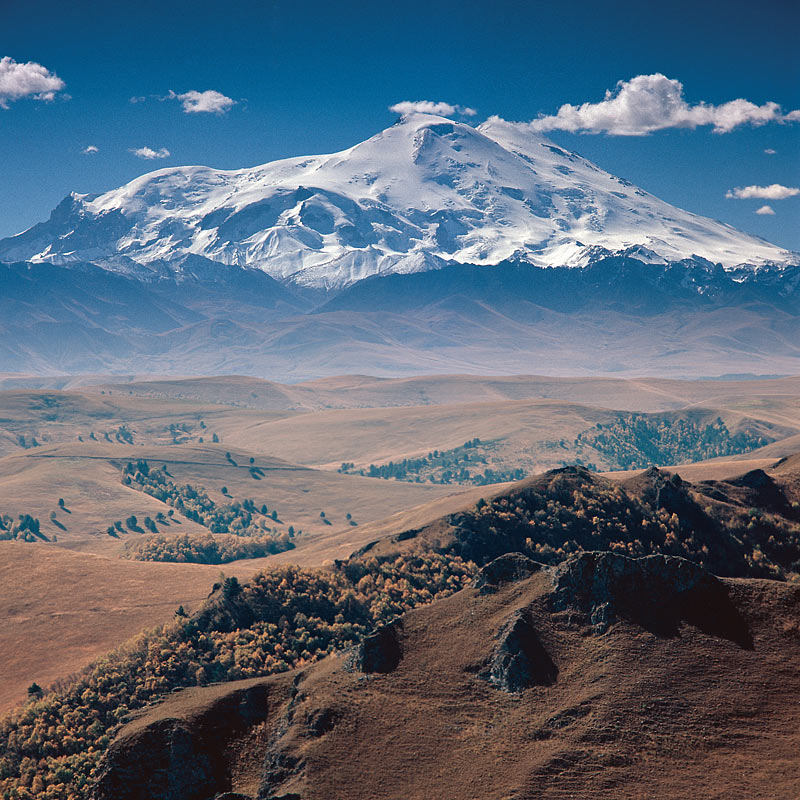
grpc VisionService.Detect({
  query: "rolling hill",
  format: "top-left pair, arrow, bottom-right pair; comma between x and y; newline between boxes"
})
6,451 -> 800,799
2,372 -> 800,717
91,552 -> 800,800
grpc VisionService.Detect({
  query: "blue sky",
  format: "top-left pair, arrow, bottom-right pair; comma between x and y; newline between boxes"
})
1,0 -> 798,249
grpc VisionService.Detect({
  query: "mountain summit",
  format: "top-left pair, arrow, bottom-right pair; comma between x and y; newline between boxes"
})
0,114 -> 795,288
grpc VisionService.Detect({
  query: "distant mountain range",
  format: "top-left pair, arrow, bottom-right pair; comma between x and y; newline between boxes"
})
0,255 -> 798,379
1,113 -> 797,378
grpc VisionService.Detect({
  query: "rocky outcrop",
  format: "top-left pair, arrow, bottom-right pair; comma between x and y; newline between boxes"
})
549,551 -> 752,645
485,611 -> 558,692
352,620 -> 403,674
86,547 -> 798,800
92,682 -> 273,800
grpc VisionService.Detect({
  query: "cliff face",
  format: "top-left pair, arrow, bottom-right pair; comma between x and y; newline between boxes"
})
92,680 -> 289,800
92,552 -> 800,800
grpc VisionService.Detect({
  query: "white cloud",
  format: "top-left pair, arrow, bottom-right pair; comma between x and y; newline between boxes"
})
764,148 -> 777,155
130,146 -> 171,160
521,74 -> 792,135
0,56 -> 65,109
726,184 -> 800,200
755,205 -> 775,215
82,144 -> 99,154
389,100 -> 477,117
784,109 -> 800,122
167,89 -> 235,114
129,95 -> 146,104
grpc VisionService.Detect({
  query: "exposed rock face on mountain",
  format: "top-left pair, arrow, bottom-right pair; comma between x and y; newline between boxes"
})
351,620 -> 404,674
472,552 -> 543,594
91,680 -> 279,800
91,552 -> 800,800
484,608 -> 558,691
1,114 -> 795,288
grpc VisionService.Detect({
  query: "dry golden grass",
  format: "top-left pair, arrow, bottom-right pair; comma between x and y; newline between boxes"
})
0,541 -> 277,712
0,442 -> 459,554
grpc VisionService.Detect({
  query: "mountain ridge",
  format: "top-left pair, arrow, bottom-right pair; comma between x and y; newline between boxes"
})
1,255 -> 799,378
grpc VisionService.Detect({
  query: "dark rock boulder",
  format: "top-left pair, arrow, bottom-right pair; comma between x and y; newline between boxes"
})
353,620 -> 403,674
485,611 -> 558,692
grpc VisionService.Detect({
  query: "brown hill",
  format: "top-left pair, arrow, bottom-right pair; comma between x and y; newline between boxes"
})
0,443 -> 473,712
3,449 -> 798,716
362,460 -> 800,582
7,453 -> 800,800
91,372 -> 800,415
0,542 -> 273,712
2,377 -> 799,478
92,551 -> 800,800
0,441 -> 462,555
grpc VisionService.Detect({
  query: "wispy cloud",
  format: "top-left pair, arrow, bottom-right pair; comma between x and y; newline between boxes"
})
504,74 -> 797,135
0,56 -> 65,109
755,205 -> 775,215
166,89 -> 235,114
82,144 -> 99,154
726,184 -> 799,200
764,148 -> 777,155
130,146 -> 170,160
129,95 -> 146,104
389,100 -> 477,117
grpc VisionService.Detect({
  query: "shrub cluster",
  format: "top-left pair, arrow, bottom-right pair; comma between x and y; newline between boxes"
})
121,460 -> 280,537
575,414 -> 770,470
123,532 -> 294,564
118,461 -> 295,562
449,467 -> 799,579
339,439 -> 526,485
0,515 -> 47,543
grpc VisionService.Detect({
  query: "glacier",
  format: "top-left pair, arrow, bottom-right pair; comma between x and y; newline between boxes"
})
0,113 -> 796,288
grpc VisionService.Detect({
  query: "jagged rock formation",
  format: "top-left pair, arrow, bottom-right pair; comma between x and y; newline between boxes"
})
548,551 -> 753,645
92,681 -> 278,800
351,620 -> 404,674
484,609 -> 558,691
472,552 -> 543,594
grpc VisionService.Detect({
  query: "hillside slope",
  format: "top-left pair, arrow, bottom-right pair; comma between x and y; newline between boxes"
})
4,456 -> 800,799
91,552 -> 800,800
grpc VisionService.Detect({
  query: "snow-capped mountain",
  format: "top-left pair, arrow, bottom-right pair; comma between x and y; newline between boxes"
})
1,113 -> 795,288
